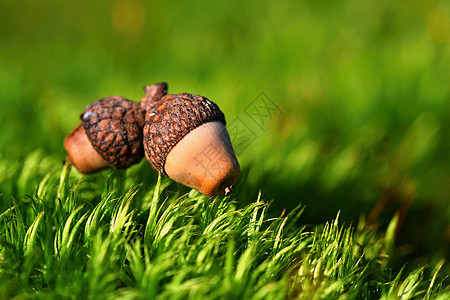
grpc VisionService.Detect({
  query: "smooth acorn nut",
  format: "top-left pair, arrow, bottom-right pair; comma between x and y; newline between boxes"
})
143,93 -> 240,196
64,124 -> 108,173
64,96 -> 146,173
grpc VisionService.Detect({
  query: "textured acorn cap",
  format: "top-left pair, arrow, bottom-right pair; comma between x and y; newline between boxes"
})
143,93 -> 226,174
64,96 -> 146,173
81,96 -> 145,169
143,93 -> 240,196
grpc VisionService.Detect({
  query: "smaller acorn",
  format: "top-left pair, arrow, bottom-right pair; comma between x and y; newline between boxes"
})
64,96 -> 146,173
143,93 -> 240,196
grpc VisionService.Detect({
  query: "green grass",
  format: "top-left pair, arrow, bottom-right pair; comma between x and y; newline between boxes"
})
1,0 -> 449,298
0,152 -> 448,299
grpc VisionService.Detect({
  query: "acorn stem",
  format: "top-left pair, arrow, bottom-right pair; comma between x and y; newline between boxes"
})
140,82 -> 168,111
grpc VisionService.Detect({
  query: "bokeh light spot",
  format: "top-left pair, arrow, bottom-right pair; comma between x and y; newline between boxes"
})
426,6 -> 450,43
112,0 -> 145,36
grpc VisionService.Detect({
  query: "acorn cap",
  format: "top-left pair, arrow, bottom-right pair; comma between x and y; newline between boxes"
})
143,93 -> 240,196
143,93 -> 226,174
64,84 -> 166,174
81,96 -> 146,169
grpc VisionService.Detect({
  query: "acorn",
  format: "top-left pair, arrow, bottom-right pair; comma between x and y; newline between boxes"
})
64,96 -> 146,173
143,93 -> 240,196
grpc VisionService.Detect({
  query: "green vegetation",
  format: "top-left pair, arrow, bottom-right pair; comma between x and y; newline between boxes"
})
0,0 -> 449,298
0,156 -> 447,298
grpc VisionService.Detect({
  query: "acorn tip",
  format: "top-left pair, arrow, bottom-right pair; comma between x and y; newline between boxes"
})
224,185 -> 233,196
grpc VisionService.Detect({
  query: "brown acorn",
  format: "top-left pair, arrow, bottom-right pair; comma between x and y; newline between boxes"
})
64,96 -> 146,173
143,93 -> 240,196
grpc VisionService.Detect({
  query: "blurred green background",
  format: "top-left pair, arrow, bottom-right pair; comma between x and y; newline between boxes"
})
0,0 -> 449,269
